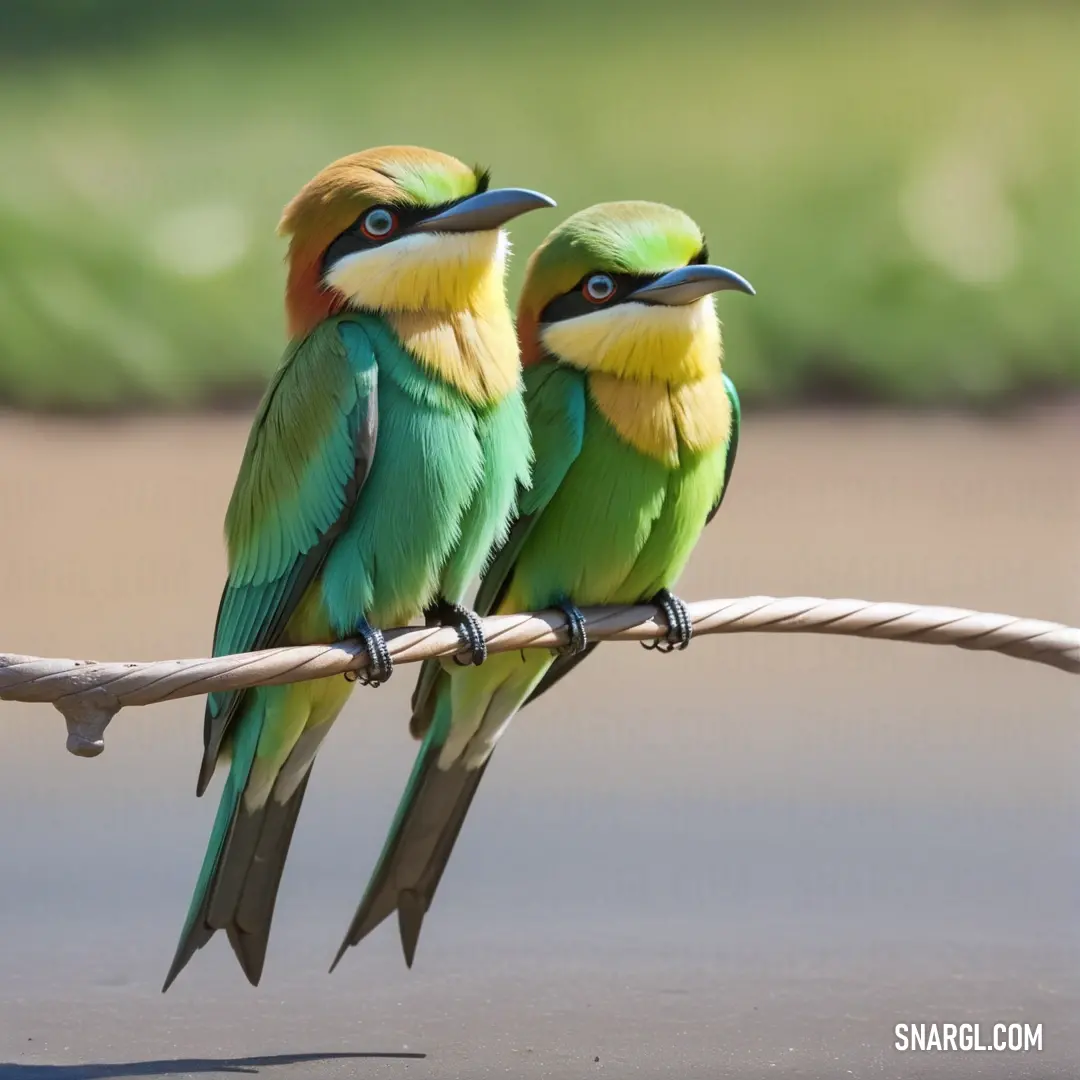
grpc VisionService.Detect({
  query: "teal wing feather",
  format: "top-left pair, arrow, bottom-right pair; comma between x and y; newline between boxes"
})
706,372 -> 741,525
198,317 -> 378,795
408,360 -> 586,736
475,360 -> 587,614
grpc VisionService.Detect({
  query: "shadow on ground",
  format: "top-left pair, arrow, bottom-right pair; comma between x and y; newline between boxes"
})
0,1053 -> 426,1079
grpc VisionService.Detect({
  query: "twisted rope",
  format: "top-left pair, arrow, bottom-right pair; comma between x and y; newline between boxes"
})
2,596 -> 1076,758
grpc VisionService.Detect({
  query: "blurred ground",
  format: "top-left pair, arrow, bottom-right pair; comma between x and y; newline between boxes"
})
2,2 -> 1079,408
1,411 -> 1078,1077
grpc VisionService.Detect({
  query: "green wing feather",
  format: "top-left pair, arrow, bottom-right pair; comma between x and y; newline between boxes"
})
409,359 -> 586,736
475,361 -> 587,612
198,318 -> 378,794
706,372 -> 741,525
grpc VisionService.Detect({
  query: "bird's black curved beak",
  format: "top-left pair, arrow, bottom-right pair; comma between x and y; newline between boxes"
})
414,188 -> 556,233
627,264 -> 755,306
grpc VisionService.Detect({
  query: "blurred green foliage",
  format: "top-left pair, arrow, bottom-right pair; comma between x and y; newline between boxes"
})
1,1 -> 1078,409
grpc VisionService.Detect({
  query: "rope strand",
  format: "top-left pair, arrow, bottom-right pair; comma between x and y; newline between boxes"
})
2,596 -> 1077,758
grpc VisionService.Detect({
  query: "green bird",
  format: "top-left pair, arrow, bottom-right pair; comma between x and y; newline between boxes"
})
332,201 -> 753,969
162,146 -> 552,990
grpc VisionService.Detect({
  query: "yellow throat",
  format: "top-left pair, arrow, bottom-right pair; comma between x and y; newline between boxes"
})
542,298 -> 731,467
325,229 -> 520,404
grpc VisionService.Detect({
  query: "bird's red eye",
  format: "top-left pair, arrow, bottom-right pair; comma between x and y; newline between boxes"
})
583,273 -> 616,303
360,208 -> 398,241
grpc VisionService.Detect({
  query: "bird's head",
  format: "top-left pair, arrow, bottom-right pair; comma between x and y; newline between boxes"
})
518,201 -> 753,383
280,146 -> 554,338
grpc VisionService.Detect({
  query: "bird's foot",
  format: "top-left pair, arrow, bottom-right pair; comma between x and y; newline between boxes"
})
556,598 -> 589,657
642,588 -> 693,653
347,617 -> 393,686
425,600 -> 487,667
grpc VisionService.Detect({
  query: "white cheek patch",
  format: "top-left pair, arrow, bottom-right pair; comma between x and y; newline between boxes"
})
324,229 -> 508,313
540,296 -> 718,381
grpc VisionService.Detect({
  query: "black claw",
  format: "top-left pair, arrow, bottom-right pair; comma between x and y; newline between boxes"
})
425,600 -> 488,666
348,618 -> 393,686
452,606 -> 488,667
643,589 -> 693,653
556,598 -> 589,656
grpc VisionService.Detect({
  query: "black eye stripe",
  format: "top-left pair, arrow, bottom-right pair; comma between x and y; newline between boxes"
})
321,189 -> 483,278
538,271 -> 652,325
537,244 -> 710,326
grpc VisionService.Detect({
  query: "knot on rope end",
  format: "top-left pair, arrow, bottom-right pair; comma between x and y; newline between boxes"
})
57,699 -> 120,758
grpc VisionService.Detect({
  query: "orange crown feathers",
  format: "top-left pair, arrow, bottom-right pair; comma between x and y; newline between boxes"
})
279,146 -> 483,339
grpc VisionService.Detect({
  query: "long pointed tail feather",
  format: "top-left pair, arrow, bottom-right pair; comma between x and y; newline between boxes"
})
164,773 -> 312,991
224,769 -> 312,985
335,650 -> 552,972
331,716 -> 489,971
164,709 -> 259,992
164,696 -> 312,992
